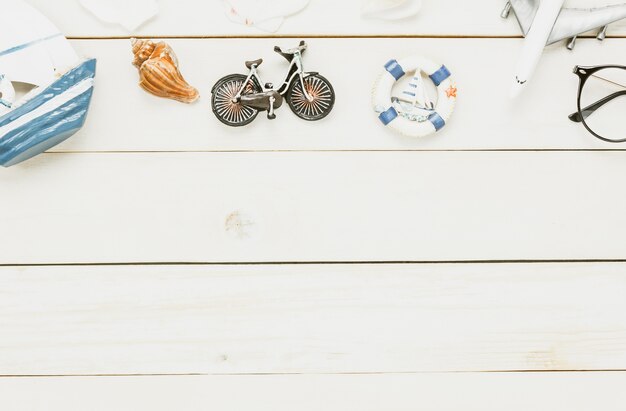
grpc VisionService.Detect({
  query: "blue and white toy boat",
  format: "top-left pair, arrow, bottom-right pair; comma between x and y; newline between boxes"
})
0,0 -> 96,167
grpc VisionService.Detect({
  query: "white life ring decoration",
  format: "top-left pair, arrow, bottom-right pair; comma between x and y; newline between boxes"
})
373,56 -> 456,137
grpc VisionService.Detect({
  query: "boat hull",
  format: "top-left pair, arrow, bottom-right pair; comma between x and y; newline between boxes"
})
0,58 -> 96,167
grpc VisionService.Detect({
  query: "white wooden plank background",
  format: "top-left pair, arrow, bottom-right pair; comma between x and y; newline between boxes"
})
1,263 -> 625,375
2,373 -> 626,411
2,151 -> 626,263
3,0 -> 626,406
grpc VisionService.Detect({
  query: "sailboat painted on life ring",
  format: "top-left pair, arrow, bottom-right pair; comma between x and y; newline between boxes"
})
0,0 -> 96,167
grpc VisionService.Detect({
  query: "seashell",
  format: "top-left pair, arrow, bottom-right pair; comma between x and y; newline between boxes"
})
362,0 -> 422,20
131,38 -> 157,68
131,38 -> 199,104
223,0 -> 310,33
80,0 -> 159,32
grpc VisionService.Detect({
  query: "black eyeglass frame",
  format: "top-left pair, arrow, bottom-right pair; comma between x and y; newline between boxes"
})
568,64 -> 626,143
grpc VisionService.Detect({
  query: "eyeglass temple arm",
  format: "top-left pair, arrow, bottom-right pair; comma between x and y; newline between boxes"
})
568,90 -> 626,122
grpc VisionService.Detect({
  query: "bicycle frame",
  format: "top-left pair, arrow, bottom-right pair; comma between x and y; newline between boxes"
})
234,51 -> 314,101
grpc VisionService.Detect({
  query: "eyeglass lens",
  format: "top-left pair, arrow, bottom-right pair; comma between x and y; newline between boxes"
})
579,67 -> 626,142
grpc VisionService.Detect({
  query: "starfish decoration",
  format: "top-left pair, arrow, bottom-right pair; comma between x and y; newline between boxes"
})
445,85 -> 457,99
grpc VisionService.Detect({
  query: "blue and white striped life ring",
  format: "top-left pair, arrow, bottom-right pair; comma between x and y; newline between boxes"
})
373,56 -> 456,137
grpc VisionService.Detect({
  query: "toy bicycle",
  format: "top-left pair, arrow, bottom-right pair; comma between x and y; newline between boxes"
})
211,41 -> 335,127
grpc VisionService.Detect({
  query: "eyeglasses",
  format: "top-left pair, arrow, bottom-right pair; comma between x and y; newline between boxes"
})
569,65 -> 626,143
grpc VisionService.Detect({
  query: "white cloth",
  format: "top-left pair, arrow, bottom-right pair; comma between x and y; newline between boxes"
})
361,0 -> 422,20
223,0 -> 310,32
79,0 -> 159,31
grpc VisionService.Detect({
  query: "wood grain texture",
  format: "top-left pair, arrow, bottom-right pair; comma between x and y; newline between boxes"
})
2,151 -> 626,264
27,0 -> 626,37
1,263 -> 625,375
45,37 -> 626,153
1,373 -> 626,411
3,0 -> 626,391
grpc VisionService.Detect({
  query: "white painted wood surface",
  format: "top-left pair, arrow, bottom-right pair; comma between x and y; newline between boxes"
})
2,151 -> 626,263
2,0 -> 626,404
1,263 -> 625,375
2,373 -> 626,411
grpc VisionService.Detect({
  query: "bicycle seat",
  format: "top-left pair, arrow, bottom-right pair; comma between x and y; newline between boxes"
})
274,41 -> 307,61
245,58 -> 263,69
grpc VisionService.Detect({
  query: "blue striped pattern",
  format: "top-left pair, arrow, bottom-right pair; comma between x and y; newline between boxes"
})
0,59 -> 97,167
384,60 -> 405,81
0,90 -> 93,167
429,65 -> 451,87
379,107 -> 398,126
0,33 -> 63,58
428,112 -> 445,131
0,59 -> 96,128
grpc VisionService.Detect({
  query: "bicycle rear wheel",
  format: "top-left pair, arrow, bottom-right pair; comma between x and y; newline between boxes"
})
211,74 -> 262,127
286,74 -> 335,121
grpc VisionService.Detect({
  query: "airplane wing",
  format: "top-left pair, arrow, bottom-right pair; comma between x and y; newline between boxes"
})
547,4 -> 626,45
509,1 -> 626,45
509,0 -> 539,36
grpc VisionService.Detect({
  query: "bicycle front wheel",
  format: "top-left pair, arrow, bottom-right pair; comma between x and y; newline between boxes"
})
286,74 -> 335,121
211,74 -> 261,127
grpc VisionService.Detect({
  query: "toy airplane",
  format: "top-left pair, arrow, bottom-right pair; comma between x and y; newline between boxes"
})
502,0 -> 626,98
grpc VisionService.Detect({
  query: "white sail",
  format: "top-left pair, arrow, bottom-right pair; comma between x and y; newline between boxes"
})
399,70 -> 428,107
0,0 -> 80,87
0,1 -> 97,168
393,68 -> 434,110
390,68 -> 436,122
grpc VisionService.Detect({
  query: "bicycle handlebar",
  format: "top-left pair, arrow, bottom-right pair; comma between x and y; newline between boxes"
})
274,41 -> 307,55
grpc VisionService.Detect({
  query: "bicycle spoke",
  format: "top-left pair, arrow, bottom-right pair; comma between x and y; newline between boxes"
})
213,78 -> 258,125
290,75 -> 333,120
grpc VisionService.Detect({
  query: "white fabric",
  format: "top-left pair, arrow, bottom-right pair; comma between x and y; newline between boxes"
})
223,0 -> 310,32
79,0 -> 159,31
566,0 -> 624,6
362,0 -> 422,20
0,0 -> 79,87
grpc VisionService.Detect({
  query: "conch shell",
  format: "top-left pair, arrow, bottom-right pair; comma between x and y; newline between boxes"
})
131,38 -> 199,104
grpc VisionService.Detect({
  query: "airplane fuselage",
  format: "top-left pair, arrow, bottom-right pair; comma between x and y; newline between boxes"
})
511,0 -> 565,98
